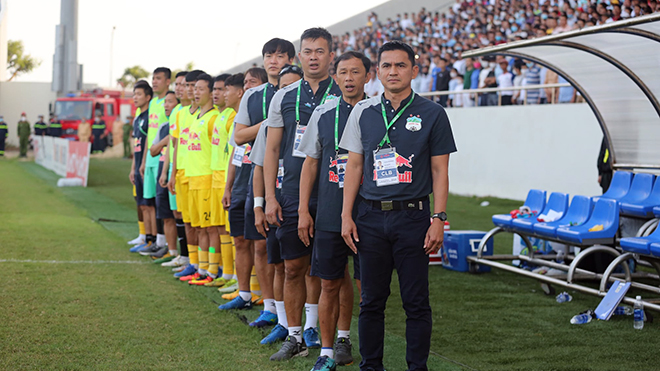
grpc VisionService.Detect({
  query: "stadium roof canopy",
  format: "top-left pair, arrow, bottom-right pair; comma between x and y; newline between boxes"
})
463,13 -> 660,170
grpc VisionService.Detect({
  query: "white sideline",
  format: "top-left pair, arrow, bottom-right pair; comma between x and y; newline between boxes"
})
0,259 -> 149,265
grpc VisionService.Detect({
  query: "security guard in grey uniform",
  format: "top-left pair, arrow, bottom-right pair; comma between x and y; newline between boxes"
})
340,41 -> 456,371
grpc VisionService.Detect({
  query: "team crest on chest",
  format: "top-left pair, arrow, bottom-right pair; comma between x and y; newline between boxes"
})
405,115 -> 422,132
199,120 -> 205,126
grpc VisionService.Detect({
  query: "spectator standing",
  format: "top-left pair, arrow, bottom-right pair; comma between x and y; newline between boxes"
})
78,118 -> 91,142
123,116 -> 132,159
412,64 -> 432,94
431,56 -> 451,107
524,62 -> 542,104
364,64 -> 384,97
48,115 -> 62,137
17,112 -> 30,158
91,113 -> 107,153
0,116 -> 7,157
557,75 -> 576,103
544,69 -> 559,104
34,115 -> 48,136
450,73 -> 466,107
497,60 -> 514,105
512,63 -> 526,105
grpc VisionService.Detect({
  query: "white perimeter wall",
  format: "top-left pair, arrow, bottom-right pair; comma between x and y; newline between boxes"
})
446,103 -> 603,201
0,82 -> 56,146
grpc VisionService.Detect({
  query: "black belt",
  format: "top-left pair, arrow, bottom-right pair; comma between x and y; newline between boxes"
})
363,198 -> 427,211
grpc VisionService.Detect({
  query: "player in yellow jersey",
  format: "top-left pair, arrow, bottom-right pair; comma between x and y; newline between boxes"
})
137,67 -> 171,254
145,91 -> 179,261
186,73 -> 221,285
172,70 -> 205,280
205,73 -> 239,289
162,71 -> 191,269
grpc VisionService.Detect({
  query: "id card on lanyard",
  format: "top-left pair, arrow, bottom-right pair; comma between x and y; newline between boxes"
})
276,159 -> 284,189
373,94 -> 415,187
292,80 -> 334,158
232,145 -> 246,167
336,155 -> 348,188
373,148 -> 399,187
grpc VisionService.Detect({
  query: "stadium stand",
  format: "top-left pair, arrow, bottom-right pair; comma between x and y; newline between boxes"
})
330,0 -> 659,105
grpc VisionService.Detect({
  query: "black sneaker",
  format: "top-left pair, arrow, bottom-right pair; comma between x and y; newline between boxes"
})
270,336 -> 308,361
334,337 -> 353,366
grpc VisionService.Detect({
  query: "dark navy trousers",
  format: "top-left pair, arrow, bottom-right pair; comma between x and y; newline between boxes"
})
356,200 -> 432,371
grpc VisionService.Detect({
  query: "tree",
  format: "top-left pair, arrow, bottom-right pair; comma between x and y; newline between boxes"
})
116,65 -> 149,88
7,40 -> 41,81
172,62 -> 195,80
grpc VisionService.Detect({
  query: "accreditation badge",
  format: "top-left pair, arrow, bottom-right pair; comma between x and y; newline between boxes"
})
336,154 -> 348,188
232,145 -> 246,167
373,147 -> 399,187
276,159 -> 284,189
292,124 -> 307,158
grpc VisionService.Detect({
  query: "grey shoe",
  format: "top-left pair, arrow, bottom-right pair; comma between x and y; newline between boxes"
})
270,336 -> 308,361
334,337 -> 353,366
140,244 -> 167,257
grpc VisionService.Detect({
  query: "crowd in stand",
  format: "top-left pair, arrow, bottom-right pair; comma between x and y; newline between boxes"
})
332,0 -> 659,107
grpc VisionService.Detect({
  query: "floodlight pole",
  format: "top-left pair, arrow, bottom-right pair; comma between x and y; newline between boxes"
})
109,26 -> 116,87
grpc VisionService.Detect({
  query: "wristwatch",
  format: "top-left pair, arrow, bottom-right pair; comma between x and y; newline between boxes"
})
431,212 -> 447,222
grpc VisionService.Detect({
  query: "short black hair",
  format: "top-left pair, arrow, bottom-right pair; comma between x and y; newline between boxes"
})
245,67 -> 268,85
153,67 -> 172,80
175,71 -> 188,79
214,73 -> 231,83
185,70 -> 205,82
262,38 -> 296,60
225,73 -> 245,89
196,73 -> 214,91
334,51 -> 371,74
134,80 -> 153,99
278,64 -> 303,81
377,41 -> 415,66
165,90 -> 179,104
300,27 -> 333,51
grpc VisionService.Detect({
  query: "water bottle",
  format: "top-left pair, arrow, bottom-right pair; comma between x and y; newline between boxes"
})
556,292 -> 572,303
613,306 -> 633,316
634,296 -> 644,330
570,310 -> 593,325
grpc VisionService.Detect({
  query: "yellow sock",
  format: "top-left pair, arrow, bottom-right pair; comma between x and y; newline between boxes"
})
221,235 -> 234,276
250,266 -> 261,295
208,247 -> 220,276
138,221 -> 145,235
198,247 -> 209,271
189,245 -> 199,265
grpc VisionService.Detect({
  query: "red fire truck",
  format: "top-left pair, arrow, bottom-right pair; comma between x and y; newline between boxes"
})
53,88 -> 135,141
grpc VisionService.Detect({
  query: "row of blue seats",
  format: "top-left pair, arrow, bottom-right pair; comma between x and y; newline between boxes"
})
492,190 -> 617,245
492,171 -> 660,249
595,171 -> 660,218
594,171 -> 660,257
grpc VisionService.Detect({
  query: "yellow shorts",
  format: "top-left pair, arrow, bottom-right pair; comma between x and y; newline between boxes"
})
176,170 -> 190,223
211,171 -> 228,227
189,175 -> 212,228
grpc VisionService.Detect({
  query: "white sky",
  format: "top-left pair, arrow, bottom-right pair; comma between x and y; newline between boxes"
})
6,0 -> 387,86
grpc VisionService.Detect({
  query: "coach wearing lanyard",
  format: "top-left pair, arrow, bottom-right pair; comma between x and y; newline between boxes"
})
340,41 -> 456,371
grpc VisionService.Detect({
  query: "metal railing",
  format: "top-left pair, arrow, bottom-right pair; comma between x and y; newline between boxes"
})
417,83 -> 573,107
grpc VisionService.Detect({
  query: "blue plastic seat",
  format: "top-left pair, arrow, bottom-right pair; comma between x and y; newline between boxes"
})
555,198 -> 619,245
649,242 -> 660,258
593,171 -> 633,202
617,173 -> 655,217
621,174 -> 660,217
654,206 -> 660,218
492,189 -> 546,229
533,195 -> 593,238
620,225 -> 660,255
511,192 -> 569,234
